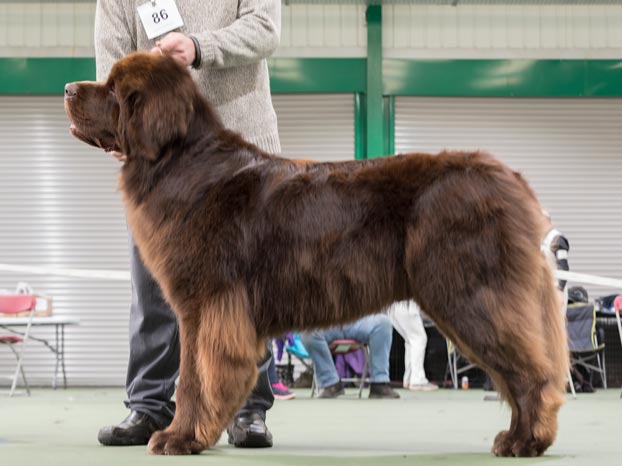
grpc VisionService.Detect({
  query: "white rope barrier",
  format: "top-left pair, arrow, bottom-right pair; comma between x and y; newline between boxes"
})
556,270 -> 622,290
0,264 -> 130,281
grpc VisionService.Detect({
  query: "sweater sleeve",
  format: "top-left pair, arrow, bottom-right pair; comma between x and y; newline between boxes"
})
192,0 -> 280,69
94,0 -> 136,81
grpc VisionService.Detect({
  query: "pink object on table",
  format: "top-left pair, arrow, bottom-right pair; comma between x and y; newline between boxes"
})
0,335 -> 24,343
614,295 -> 622,313
0,294 -> 37,314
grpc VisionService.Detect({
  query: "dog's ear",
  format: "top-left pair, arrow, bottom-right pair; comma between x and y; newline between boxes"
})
117,76 -> 194,161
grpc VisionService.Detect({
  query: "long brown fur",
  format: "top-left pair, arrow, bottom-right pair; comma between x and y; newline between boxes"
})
64,52 -> 568,456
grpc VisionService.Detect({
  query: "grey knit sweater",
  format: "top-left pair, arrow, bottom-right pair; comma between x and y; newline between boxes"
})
94,0 -> 281,154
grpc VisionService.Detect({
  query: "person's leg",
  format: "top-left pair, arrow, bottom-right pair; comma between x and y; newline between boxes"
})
125,237 -> 180,426
387,301 -> 412,388
300,328 -> 343,388
237,345 -> 274,417
389,301 -> 435,388
346,314 -> 393,383
403,303 -> 430,386
98,236 -> 180,446
265,341 -> 296,400
402,340 -> 412,387
267,345 -> 279,385
345,314 -> 400,399
228,346 -> 276,447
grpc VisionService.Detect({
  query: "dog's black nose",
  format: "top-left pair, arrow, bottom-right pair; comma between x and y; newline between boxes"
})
64,83 -> 78,98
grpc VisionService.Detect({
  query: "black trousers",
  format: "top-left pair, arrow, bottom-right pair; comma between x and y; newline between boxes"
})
125,236 -> 274,427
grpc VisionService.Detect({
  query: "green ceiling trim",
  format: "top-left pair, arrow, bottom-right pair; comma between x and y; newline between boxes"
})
384,59 -> 622,97
0,57 -> 366,95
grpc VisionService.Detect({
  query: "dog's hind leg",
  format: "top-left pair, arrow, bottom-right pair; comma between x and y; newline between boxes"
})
490,264 -> 568,457
148,288 -> 261,455
427,263 -> 566,457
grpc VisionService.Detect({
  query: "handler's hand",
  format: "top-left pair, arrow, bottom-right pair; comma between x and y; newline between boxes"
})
109,151 -> 127,163
151,32 -> 195,67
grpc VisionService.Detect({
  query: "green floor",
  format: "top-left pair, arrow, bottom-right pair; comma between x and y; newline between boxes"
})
0,387 -> 620,466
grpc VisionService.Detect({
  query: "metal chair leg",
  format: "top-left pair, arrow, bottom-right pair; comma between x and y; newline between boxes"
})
446,342 -> 458,389
597,349 -> 607,389
310,365 -> 317,398
567,365 -> 576,399
358,346 -> 370,399
18,360 -> 30,396
6,343 -> 30,397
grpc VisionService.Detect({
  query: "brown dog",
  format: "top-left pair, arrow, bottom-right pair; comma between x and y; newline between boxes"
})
64,52 -> 568,457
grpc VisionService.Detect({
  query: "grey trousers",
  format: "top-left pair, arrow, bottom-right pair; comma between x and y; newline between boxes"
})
125,236 -> 274,427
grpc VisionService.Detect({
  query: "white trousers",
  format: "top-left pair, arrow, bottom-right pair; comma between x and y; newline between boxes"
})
387,300 -> 430,387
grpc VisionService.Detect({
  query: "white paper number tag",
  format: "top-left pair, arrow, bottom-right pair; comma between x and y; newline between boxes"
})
138,0 -> 184,40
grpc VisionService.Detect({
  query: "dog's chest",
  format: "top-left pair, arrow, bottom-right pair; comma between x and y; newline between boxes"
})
123,194 -> 177,301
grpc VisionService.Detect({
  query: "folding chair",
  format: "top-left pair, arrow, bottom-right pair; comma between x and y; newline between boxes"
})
281,333 -> 313,386
311,339 -> 370,398
0,294 -> 37,396
566,302 -> 607,390
445,340 -> 476,389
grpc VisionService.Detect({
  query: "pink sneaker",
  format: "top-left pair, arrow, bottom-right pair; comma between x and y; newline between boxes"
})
271,382 -> 296,400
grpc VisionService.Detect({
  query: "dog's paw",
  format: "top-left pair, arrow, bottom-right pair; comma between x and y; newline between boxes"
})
491,430 -> 514,457
512,440 -> 546,457
492,430 -> 547,458
147,429 -> 204,455
510,437 -> 548,457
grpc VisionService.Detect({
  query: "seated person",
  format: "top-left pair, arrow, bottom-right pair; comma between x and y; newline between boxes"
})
300,314 -> 400,399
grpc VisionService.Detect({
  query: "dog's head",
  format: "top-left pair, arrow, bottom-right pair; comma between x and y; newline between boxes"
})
64,51 -> 195,161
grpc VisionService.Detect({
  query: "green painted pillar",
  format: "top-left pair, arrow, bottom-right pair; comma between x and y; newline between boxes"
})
365,5 -> 384,159
383,95 -> 395,156
354,93 -> 366,160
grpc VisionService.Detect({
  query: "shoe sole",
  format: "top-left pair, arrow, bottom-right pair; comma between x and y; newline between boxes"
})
98,433 -> 150,446
227,432 -> 273,448
318,389 -> 345,399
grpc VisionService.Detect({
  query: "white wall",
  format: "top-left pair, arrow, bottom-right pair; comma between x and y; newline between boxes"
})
0,2 -> 96,57
384,4 -> 622,58
0,3 -> 366,58
2,3 -> 622,59
278,3 -> 366,57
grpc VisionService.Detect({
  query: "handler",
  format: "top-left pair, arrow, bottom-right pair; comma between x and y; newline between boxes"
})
94,0 -> 281,448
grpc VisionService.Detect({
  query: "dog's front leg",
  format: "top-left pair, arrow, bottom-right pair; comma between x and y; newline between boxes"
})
148,291 -> 261,455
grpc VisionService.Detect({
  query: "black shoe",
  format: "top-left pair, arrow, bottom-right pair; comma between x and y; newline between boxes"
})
97,411 -> 164,446
318,381 -> 345,399
369,383 -> 400,399
227,412 -> 273,448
